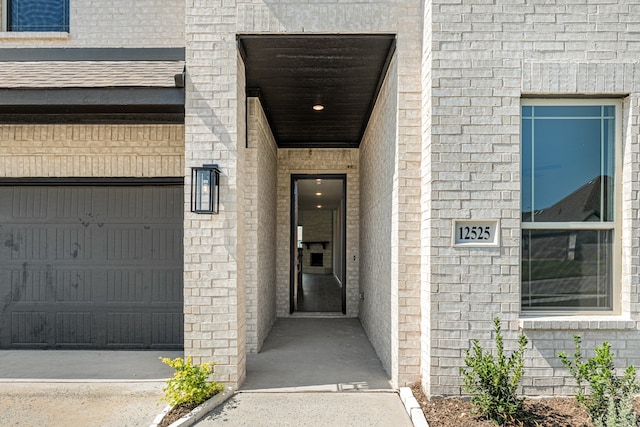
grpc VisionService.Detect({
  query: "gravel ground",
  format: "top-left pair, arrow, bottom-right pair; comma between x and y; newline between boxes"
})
0,382 -> 166,427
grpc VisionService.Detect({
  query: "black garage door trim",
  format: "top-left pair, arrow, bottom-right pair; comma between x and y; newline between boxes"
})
0,177 -> 183,186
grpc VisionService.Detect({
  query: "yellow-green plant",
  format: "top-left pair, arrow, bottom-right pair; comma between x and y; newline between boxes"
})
160,356 -> 224,407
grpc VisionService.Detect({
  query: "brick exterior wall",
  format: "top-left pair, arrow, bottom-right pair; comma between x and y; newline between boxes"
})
184,0 -> 247,384
0,124 -> 184,177
425,0 -> 640,397
0,0 -> 184,47
359,54 -> 397,381
7,0 -> 637,397
245,98 -> 277,353
420,0 -> 434,399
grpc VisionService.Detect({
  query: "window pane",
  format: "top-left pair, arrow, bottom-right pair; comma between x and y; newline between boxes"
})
533,105 -> 603,118
521,118 -> 533,218
521,105 -> 615,222
9,0 -> 69,32
521,229 -> 612,310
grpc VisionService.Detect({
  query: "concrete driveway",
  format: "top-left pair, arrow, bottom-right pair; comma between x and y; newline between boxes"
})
0,350 -> 181,427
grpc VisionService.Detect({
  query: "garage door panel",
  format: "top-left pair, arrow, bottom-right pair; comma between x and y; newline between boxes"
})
106,226 -> 144,261
10,267 -> 49,302
54,270 -> 93,302
5,227 -> 48,260
11,311 -> 49,346
55,312 -> 93,346
11,187 -> 50,219
152,270 -> 182,302
150,227 -> 182,261
152,312 -> 183,346
0,184 -> 183,349
107,270 -> 144,303
55,226 -> 93,260
107,312 -> 144,347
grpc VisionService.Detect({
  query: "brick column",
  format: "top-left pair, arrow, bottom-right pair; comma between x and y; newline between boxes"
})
184,1 -> 246,388
391,2 -> 424,387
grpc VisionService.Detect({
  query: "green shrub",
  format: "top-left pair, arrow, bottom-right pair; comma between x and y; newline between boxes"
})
160,356 -> 224,407
559,335 -> 639,427
460,317 -> 529,425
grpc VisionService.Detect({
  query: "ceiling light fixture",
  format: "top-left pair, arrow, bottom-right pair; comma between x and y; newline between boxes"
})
316,205 -> 322,209
315,192 -> 322,196
312,104 -> 324,111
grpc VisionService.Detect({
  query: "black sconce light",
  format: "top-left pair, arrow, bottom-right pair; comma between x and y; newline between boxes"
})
191,164 -> 221,214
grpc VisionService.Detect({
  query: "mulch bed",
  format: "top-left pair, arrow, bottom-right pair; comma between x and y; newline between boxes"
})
410,381 -> 640,427
158,402 -> 199,427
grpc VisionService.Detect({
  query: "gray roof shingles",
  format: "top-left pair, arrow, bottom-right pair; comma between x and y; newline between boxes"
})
0,61 -> 185,88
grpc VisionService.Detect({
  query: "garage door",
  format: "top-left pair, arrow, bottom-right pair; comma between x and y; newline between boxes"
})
0,183 -> 183,349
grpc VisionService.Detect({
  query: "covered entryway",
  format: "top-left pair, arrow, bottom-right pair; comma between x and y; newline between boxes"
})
184,22 -> 423,390
0,181 -> 183,349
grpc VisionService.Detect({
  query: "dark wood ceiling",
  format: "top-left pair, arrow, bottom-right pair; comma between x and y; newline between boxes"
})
238,34 -> 396,148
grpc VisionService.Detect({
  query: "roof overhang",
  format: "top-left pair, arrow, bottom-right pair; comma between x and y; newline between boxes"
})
0,48 -> 185,123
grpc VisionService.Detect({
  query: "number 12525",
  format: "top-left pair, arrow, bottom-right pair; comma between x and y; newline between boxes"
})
458,226 -> 491,241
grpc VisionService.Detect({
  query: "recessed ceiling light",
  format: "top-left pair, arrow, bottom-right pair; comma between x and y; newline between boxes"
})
316,205 -> 322,209
315,192 -> 322,196
316,179 -> 322,185
312,104 -> 324,111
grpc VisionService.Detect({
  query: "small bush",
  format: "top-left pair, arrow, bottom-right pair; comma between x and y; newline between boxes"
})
559,335 -> 639,427
160,356 -> 224,407
460,317 -> 529,425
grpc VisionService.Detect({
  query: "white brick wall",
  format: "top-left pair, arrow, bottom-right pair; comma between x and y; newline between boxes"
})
245,98 -> 278,353
426,0 -> 640,397
359,53 -> 397,382
0,0 -> 184,47
420,0 -> 434,398
0,124 -> 183,177
184,0 -> 247,385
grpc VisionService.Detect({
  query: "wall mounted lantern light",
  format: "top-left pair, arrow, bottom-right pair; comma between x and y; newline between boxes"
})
191,164 -> 221,214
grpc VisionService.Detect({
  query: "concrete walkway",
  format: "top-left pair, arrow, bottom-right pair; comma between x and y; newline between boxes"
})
196,317 -> 413,426
0,318 -> 413,427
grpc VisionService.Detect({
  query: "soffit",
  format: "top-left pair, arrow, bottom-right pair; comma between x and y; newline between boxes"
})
239,34 -> 396,148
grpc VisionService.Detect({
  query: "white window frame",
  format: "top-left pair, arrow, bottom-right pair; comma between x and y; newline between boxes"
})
1,0 -> 7,31
520,98 -> 622,316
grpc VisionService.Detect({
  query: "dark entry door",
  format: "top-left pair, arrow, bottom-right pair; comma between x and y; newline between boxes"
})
0,183 -> 183,349
290,174 -> 347,314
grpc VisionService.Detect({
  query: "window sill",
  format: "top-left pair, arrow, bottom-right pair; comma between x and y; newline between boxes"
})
0,32 -> 70,40
519,316 -> 637,331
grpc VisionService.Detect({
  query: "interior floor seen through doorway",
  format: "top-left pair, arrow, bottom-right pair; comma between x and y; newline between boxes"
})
297,273 -> 342,312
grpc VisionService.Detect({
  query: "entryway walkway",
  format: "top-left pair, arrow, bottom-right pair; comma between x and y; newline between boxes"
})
196,318 -> 413,426
297,273 -> 343,312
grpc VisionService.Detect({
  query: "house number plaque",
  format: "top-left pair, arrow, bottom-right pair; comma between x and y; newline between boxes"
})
453,220 -> 500,247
